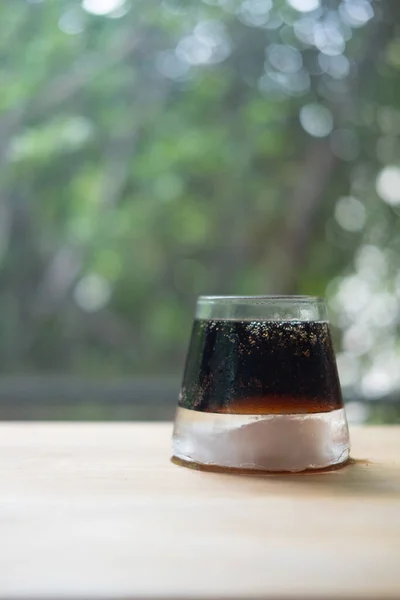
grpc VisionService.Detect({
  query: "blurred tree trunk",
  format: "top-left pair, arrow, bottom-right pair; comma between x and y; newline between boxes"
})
268,138 -> 337,294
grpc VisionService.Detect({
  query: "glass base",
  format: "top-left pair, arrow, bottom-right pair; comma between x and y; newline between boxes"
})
172,406 -> 350,473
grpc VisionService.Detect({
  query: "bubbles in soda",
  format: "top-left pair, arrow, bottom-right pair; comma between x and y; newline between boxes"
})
179,319 -> 343,415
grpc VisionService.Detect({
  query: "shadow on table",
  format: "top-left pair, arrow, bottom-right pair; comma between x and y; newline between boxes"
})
203,459 -> 400,498
275,460 -> 399,497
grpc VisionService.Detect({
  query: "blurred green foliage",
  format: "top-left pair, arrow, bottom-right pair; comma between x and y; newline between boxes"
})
0,0 -> 399,413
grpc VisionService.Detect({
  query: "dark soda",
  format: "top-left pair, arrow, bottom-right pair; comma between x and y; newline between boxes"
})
179,319 -> 343,415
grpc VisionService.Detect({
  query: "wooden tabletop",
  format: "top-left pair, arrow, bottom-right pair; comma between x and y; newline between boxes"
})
1,423 -> 399,599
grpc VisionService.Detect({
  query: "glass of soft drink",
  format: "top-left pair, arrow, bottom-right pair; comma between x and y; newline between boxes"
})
172,295 -> 350,472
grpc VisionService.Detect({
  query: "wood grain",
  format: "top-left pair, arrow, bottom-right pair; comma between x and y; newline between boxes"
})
0,423 -> 399,599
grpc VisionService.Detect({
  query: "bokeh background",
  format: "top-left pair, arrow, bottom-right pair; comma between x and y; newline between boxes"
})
1,0 -> 400,422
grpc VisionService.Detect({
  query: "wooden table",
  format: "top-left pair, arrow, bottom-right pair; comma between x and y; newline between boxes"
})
1,424 -> 399,599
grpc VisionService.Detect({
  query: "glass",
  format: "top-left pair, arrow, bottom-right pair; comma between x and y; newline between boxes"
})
172,296 -> 350,472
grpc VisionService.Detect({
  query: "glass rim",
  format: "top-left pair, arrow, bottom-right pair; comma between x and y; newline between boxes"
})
198,295 -> 324,304
196,295 -> 327,321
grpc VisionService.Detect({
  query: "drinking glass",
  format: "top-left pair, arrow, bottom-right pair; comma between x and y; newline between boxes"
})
172,295 -> 350,472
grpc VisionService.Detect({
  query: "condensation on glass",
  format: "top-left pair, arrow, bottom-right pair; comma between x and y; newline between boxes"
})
172,296 -> 350,473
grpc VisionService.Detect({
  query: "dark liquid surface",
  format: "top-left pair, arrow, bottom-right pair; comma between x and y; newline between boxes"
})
179,319 -> 343,414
